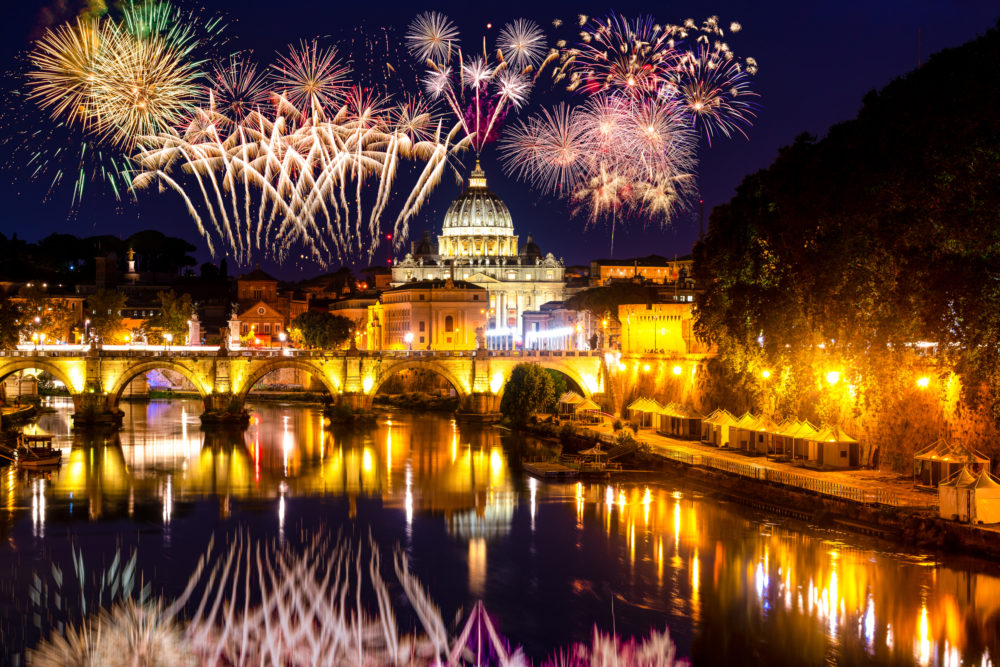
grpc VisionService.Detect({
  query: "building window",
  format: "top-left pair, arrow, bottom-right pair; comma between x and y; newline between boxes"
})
253,288 -> 262,301
546,271 -> 553,279
419,294 -> 426,301
473,294 -> 479,300
445,315 -> 454,332
419,336 -> 425,343
419,321 -> 425,332
508,272 -> 516,280
263,324 -> 270,333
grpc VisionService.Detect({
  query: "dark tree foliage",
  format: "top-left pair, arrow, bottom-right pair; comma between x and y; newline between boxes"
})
0,294 -> 19,350
147,290 -> 195,339
86,289 -> 127,342
565,283 -> 661,323
290,311 -> 353,349
695,23 -> 1000,425
500,363 -> 556,427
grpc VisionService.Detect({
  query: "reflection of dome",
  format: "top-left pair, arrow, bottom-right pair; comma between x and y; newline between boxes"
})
441,161 -> 514,237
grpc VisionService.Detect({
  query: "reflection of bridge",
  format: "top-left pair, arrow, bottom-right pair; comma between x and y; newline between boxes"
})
0,348 -> 606,427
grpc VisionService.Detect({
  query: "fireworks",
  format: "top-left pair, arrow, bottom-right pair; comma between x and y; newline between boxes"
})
133,56 -> 470,266
409,13 -> 543,155
497,19 -> 548,70
406,11 -> 460,63
501,92 -> 697,251
26,6 -> 202,151
500,12 -> 758,251
271,41 -> 351,115
565,12 -> 759,142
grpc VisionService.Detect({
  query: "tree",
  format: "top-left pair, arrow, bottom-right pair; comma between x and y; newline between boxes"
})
0,294 -> 19,349
290,311 -> 353,349
86,289 -> 127,343
16,283 -> 76,343
694,23 -> 1000,468
499,363 -> 555,427
147,290 -> 195,341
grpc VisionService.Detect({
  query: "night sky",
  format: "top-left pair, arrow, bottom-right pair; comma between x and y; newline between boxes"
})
0,0 -> 996,278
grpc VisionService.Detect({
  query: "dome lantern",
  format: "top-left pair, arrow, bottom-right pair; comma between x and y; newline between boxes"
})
440,162 -> 514,238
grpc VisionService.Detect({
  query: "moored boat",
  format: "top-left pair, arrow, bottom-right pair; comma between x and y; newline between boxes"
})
17,434 -> 61,468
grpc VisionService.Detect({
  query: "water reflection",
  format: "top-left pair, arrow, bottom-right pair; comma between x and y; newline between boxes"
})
1,397 -> 999,665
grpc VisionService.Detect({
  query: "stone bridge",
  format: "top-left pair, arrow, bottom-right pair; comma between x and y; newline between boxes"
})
0,347 -> 608,427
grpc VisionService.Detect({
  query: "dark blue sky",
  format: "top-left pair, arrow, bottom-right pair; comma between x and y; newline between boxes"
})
1,1 -> 997,278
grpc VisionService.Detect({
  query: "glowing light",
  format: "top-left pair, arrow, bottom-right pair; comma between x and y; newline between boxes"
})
643,363 -> 651,372
826,370 -> 840,385
490,371 -> 504,394
362,376 -> 374,394
672,365 -> 682,375
761,369 -> 771,379
917,376 -> 930,389
362,448 -> 373,473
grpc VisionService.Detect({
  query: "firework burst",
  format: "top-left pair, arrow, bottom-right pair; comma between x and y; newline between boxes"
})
406,11 -> 460,63
501,12 -> 758,251
133,56 -> 470,266
271,40 -> 351,115
27,5 -> 202,151
409,13 -> 543,156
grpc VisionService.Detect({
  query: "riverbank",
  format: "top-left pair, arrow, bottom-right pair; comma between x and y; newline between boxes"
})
519,418 -> 1000,560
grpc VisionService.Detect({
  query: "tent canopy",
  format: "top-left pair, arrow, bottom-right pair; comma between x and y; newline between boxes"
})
704,410 -> 738,426
915,439 -> 989,465
579,445 -> 606,457
734,412 -> 760,429
559,392 -> 585,406
810,425 -> 858,444
574,398 -> 601,412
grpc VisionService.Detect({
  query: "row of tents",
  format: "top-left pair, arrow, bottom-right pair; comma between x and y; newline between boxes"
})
938,467 -> 1000,524
625,400 -> 863,469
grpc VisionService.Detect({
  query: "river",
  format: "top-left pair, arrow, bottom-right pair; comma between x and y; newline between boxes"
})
0,397 -> 997,665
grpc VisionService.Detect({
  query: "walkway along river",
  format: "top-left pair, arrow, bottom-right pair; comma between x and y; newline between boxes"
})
0,397 -> 998,665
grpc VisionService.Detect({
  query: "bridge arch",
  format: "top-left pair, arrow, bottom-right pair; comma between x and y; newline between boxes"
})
369,359 -> 469,401
0,359 -> 80,394
108,360 -> 210,408
493,360 -> 595,401
236,358 -> 339,404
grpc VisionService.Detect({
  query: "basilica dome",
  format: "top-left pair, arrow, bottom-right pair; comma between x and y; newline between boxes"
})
441,161 -> 514,237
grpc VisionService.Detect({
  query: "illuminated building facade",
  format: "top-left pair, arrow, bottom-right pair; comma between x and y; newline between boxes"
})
618,302 -> 713,355
590,255 -> 697,301
367,279 -> 488,351
391,162 -> 565,348
235,268 -> 309,346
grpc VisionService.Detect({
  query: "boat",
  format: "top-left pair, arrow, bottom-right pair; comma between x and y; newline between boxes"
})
17,434 -> 61,468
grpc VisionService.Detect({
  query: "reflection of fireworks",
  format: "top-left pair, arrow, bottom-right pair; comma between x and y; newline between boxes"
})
410,13 -> 542,155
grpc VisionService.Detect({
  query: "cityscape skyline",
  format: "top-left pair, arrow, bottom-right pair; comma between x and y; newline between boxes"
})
0,2 -> 996,277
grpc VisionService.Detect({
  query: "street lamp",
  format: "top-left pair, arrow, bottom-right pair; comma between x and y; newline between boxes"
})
84,319 -> 90,342
278,331 -> 287,350
404,331 -> 414,351
164,332 -> 173,350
